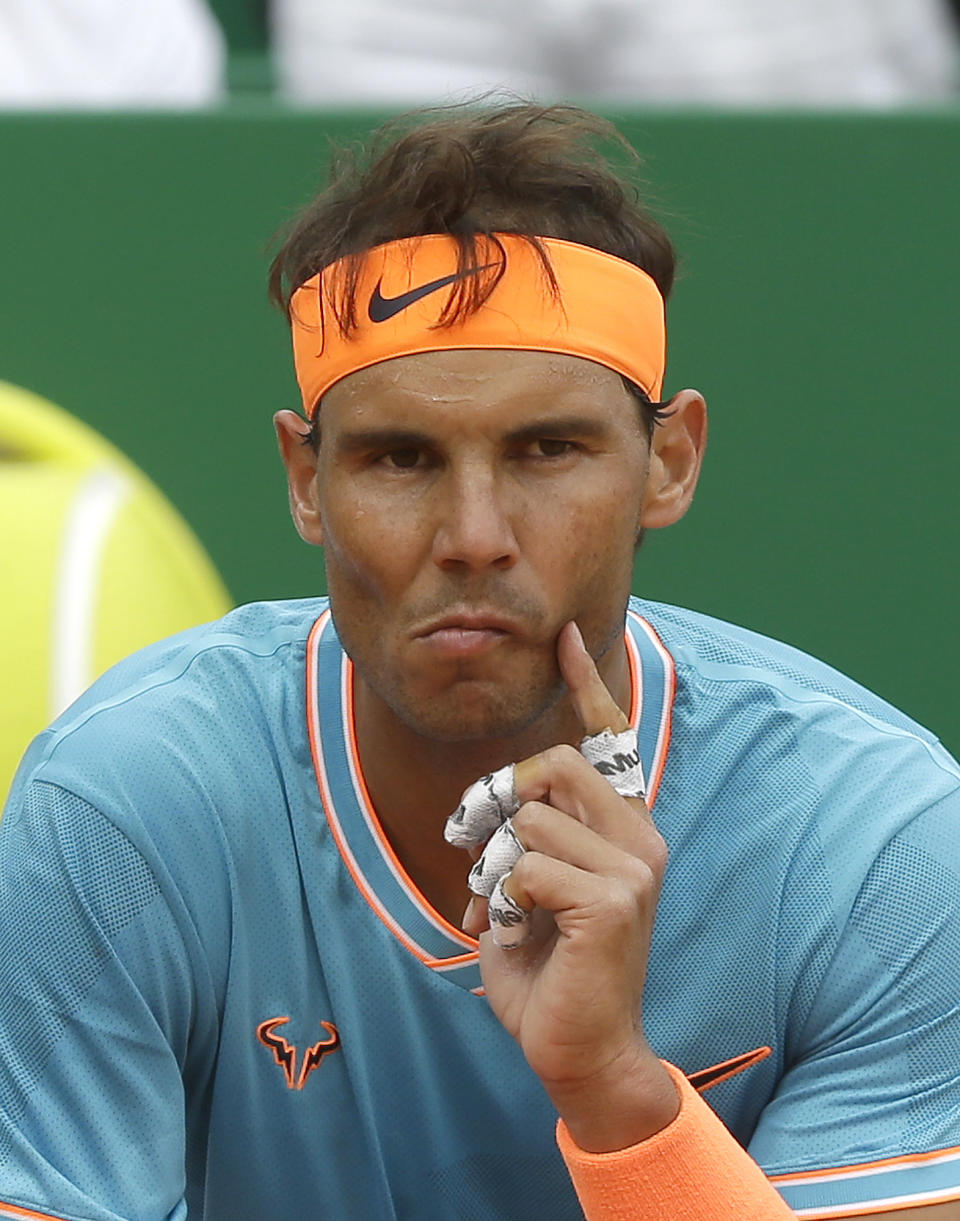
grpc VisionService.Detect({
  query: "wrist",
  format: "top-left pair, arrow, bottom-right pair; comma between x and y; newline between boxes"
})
548,1051 -> 680,1153
556,1063 -> 796,1220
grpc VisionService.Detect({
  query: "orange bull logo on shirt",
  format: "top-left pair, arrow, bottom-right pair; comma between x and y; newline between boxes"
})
257,1016 -> 341,1091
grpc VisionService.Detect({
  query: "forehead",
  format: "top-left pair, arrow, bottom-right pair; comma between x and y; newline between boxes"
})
320,349 -> 636,426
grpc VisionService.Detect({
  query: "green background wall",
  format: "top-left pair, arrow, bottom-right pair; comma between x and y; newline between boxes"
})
1,107 -> 957,752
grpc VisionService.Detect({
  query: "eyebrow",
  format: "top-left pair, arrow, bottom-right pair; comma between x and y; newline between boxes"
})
333,428 -> 435,455
333,415 -> 614,454
503,416 -> 614,444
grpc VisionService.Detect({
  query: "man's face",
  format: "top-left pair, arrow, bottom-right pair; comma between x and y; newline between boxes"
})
310,349 -> 653,743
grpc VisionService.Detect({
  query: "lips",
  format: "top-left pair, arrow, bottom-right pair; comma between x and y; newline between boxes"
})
413,611 -> 521,639
413,611 -> 520,657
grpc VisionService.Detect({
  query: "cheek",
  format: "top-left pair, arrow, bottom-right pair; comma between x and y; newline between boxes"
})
560,482 -> 642,569
565,533 -> 637,605
526,511 -> 636,645
324,525 -> 397,602
319,491 -> 428,605
536,484 -> 641,568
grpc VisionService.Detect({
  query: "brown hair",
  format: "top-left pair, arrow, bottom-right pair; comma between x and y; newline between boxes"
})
268,102 -> 676,433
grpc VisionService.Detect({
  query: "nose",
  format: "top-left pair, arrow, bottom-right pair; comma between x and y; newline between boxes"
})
431,463 -> 519,572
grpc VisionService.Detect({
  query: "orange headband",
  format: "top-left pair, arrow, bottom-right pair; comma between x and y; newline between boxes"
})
290,234 -> 665,418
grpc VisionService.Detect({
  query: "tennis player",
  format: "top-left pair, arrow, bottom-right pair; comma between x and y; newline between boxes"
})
1,104 -> 958,1221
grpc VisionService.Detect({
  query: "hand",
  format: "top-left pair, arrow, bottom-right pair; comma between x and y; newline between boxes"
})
456,622 -> 679,1151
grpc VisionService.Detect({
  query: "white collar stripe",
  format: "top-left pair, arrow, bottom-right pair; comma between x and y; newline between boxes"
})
626,610 -> 676,808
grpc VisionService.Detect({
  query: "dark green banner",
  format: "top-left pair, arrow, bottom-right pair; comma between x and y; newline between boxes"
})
1,106 -> 957,750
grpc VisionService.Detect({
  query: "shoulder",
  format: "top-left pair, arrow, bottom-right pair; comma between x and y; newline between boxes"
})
632,595 -> 954,760
633,601 -> 960,1133
66,596 -> 328,714
632,595 -> 940,739
630,596 -> 960,873
624,605 -> 960,1221
2,599 -> 330,972
6,596 -> 329,834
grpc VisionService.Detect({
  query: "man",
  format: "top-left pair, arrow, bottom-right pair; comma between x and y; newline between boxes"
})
1,104 -> 958,1220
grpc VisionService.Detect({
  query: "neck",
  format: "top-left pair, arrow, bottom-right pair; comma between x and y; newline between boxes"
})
350,636 -> 632,927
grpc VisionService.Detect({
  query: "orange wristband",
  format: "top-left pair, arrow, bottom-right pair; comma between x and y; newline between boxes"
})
556,1062 -> 794,1220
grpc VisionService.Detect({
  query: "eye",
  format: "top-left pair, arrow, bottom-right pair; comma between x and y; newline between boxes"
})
381,448 -> 423,470
530,438 -> 576,459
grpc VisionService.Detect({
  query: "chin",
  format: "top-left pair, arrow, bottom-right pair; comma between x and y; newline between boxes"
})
392,672 -> 566,744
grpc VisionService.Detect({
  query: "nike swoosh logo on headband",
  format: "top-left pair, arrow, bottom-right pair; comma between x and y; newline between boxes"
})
368,262 -> 498,323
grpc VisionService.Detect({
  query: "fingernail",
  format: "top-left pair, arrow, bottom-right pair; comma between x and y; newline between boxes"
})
462,897 -> 478,930
569,621 -> 587,653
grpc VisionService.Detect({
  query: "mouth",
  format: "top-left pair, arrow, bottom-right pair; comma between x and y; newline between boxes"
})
413,612 -> 519,657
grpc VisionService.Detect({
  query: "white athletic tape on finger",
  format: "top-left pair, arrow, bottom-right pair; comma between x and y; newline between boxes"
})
468,820 -> 524,897
488,874 -> 532,948
579,728 -> 646,800
444,764 -> 518,848
447,733 -> 641,949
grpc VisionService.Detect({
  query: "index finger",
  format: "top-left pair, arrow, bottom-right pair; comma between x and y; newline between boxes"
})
555,621 -> 647,806
557,621 -> 630,735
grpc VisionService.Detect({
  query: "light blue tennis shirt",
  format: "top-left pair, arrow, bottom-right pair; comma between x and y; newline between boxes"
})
1,597 -> 958,1220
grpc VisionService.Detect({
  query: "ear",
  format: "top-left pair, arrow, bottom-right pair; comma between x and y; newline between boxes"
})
274,409 -> 324,545
639,389 -> 707,530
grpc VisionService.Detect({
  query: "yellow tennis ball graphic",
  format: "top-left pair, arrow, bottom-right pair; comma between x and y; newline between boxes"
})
0,381 -> 232,800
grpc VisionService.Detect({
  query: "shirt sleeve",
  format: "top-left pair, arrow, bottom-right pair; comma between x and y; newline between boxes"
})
0,781 -> 197,1221
748,786 -> 960,1218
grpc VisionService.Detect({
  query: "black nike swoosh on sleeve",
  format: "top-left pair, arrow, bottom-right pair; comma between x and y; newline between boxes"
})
686,1046 -> 771,1094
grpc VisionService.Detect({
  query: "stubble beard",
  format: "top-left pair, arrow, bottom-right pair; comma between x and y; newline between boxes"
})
329,566 -> 632,747
331,574 -> 568,744
353,644 -> 569,745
